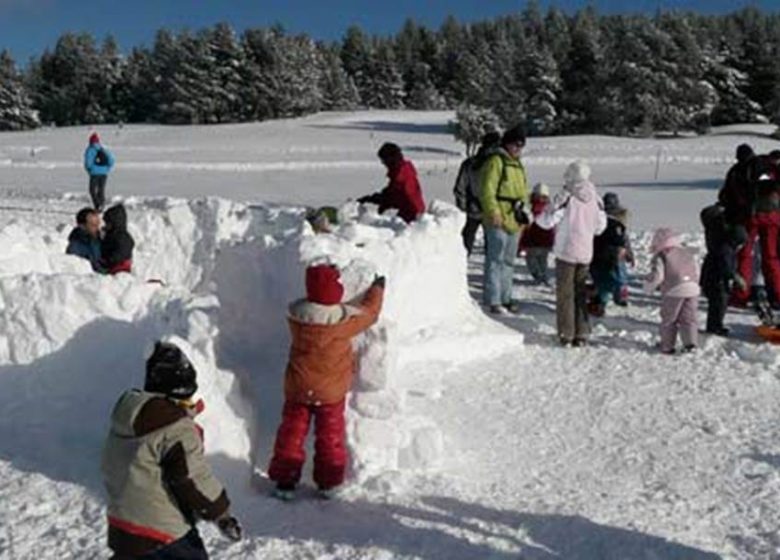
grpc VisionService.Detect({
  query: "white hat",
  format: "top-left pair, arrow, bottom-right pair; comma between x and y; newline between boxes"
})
533,183 -> 551,197
564,160 -> 591,187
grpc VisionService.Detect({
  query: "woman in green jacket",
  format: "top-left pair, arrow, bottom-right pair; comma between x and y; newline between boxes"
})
480,126 -> 529,314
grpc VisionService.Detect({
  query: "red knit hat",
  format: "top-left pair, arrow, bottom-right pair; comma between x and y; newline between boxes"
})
306,265 -> 344,305
89,132 -> 100,144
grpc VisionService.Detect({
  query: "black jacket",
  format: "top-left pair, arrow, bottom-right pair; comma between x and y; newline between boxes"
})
101,205 -> 135,272
591,215 -> 632,271
700,204 -> 741,296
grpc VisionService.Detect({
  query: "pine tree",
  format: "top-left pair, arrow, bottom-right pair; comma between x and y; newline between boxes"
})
340,26 -> 372,106
320,47 -> 360,111
452,104 -> 501,156
362,42 -> 405,109
206,23 -> 246,123
0,51 -> 39,131
31,32 -> 108,125
406,62 -> 446,110
521,44 -> 561,135
559,7 -> 606,132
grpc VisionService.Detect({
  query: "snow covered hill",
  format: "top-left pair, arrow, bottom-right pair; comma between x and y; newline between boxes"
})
1,111 -> 780,559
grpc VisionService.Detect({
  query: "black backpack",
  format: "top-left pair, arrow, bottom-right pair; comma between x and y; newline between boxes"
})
94,148 -> 109,167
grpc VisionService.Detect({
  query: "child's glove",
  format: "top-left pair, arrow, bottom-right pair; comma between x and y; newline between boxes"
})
217,514 -> 243,542
373,275 -> 386,289
733,273 -> 747,292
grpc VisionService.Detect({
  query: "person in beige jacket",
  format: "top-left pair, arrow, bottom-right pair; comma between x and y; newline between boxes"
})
101,341 -> 242,559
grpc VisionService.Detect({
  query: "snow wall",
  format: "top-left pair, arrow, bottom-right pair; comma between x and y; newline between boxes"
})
0,197 -> 522,493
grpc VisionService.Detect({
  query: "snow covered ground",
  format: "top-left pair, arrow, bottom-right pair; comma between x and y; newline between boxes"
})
1,111 -> 780,559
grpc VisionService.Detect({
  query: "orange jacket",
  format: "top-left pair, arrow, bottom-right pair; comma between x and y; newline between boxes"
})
284,285 -> 384,405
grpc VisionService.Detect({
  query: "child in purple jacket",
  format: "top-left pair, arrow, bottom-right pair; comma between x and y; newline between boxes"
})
643,228 -> 700,354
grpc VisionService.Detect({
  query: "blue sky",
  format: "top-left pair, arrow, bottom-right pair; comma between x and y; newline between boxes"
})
0,0 -> 774,63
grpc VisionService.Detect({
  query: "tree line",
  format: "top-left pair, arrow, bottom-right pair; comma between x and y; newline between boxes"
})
1,3 -> 779,136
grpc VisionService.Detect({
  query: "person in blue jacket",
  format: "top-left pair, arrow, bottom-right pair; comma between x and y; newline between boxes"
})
84,132 -> 115,211
65,207 -> 102,271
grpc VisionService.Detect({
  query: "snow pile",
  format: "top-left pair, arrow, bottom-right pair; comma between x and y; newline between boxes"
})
0,194 -> 521,494
209,199 -> 522,485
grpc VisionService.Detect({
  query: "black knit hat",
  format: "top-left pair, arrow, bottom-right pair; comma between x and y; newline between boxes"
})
377,143 -> 403,164
145,341 -> 198,399
603,192 -> 625,216
736,144 -> 754,164
501,126 -> 526,147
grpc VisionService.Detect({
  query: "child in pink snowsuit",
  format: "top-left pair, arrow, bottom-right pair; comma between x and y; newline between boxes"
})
644,228 -> 700,354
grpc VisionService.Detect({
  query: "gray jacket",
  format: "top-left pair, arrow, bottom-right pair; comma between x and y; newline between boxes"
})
101,390 -> 229,556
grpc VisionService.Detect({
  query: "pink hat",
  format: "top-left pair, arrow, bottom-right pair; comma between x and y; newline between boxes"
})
650,228 -> 682,255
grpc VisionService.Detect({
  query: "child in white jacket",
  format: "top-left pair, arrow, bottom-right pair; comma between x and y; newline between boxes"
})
644,228 -> 700,354
537,160 -> 607,346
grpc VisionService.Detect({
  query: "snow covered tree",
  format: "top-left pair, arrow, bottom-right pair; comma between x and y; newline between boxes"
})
319,46 -> 360,111
0,51 -> 39,131
559,7 -> 607,132
242,28 -> 325,120
406,62 -> 446,110
362,42 -> 405,109
489,30 -> 526,129
206,23 -> 246,123
521,44 -> 561,135
340,26 -> 372,106
451,104 -> 501,156
30,32 -> 111,125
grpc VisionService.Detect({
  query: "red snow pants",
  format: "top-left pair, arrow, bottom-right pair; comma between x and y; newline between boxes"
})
734,211 -> 780,305
268,399 -> 347,490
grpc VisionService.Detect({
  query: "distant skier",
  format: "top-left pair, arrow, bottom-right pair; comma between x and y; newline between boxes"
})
537,160 -> 607,346
101,204 -> 135,275
518,182 -> 554,285
84,132 -> 115,211
268,265 -> 384,500
358,143 -> 425,223
101,341 -> 242,559
700,204 -> 748,336
452,131 -> 501,255
588,192 -> 634,316
479,125 -> 529,315
65,207 -> 102,271
644,228 -> 700,354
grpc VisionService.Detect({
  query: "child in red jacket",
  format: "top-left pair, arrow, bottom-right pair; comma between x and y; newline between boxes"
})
268,265 -> 385,500
519,183 -> 555,285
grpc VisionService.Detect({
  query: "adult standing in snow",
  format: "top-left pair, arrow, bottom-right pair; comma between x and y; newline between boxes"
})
453,131 -> 501,255
84,132 -> 115,211
101,341 -> 242,559
479,126 -> 529,315
358,143 -> 425,223
731,151 -> 780,306
65,207 -> 102,271
537,160 -> 607,346
718,143 -> 755,226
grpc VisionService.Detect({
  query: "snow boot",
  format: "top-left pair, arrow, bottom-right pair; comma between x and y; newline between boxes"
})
489,305 -> 509,316
272,484 -> 296,502
706,326 -> 730,337
503,302 -> 521,314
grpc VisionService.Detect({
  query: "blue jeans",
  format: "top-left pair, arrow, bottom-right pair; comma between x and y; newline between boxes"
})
591,261 -> 628,305
483,226 -> 519,306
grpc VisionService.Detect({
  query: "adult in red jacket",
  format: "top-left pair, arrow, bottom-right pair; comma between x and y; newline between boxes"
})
359,143 -> 425,223
732,152 -> 780,305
